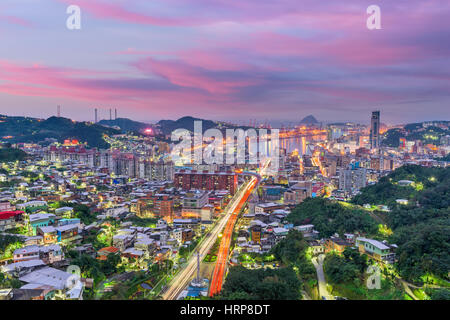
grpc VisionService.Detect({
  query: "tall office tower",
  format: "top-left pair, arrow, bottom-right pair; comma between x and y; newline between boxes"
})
95,108 -> 98,123
109,108 -> 112,121
115,108 -> 117,120
370,111 -> 380,149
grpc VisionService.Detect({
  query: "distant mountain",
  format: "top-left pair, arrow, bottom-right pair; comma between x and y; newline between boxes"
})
300,115 -> 319,124
0,115 -> 120,149
157,116 -> 218,135
98,118 -> 150,133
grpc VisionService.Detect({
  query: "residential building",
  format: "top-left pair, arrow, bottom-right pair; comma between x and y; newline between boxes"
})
356,237 -> 397,264
324,238 -> 353,254
174,170 -> 238,195
0,211 -> 24,231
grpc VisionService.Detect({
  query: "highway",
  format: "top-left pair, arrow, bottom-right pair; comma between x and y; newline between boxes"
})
161,178 -> 257,300
209,177 -> 258,297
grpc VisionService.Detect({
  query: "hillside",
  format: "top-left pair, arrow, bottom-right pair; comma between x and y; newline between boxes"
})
286,197 -> 378,238
157,116 -> 218,135
382,121 -> 449,147
0,147 -> 28,162
157,116 -> 255,136
353,165 -> 450,283
0,115 -> 120,149
98,118 -> 150,133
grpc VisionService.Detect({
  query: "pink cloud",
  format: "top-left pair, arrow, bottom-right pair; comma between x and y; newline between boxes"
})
1,15 -> 33,27
0,59 -> 228,116
223,31 -> 430,67
56,0 -> 197,26
134,57 -> 263,94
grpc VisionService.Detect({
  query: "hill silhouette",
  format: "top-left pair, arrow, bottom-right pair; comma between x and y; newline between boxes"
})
300,115 -> 319,124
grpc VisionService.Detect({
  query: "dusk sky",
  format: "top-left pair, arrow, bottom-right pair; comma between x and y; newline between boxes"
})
0,0 -> 449,125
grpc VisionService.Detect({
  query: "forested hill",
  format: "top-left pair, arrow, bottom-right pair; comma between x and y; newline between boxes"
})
353,165 -> 449,283
0,146 -> 28,162
0,115 -> 120,149
382,121 -> 449,147
98,118 -> 150,133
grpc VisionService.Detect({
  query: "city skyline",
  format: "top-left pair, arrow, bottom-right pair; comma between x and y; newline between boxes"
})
0,0 -> 449,124
0,0 -> 448,306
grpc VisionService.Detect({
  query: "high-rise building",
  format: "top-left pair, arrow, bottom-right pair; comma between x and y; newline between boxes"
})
339,165 -> 367,193
370,111 -> 380,149
174,170 -> 238,194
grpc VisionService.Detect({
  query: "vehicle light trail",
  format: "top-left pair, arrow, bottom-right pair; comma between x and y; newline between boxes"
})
161,178 -> 256,300
209,177 -> 258,297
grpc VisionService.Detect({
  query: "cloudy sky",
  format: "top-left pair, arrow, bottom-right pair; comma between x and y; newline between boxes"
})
0,0 -> 449,125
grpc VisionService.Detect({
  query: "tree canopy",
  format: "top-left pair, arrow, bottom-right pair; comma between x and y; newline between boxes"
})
218,266 -> 301,300
286,197 -> 378,237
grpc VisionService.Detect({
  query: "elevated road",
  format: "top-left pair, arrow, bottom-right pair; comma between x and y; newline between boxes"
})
209,177 -> 259,297
161,178 -> 257,300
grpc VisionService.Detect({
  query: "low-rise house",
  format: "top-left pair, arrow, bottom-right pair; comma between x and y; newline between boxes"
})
112,234 -> 135,251
13,244 -> 63,264
1,259 -> 46,278
0,201 -> 15,211
7,287 -> 49,300
29,213 -> 56,235
308,240 -> 324,256
324,237 -> 353,254
172,218 -> 201,234
249,224 -> 262,244
134,237 -> 156,254
55,224 -> 79,243
57,218 -> 81,228
96,246 -> 119,261
16,284 -> 55,300
0,210 -> 24,232
272,227 -> 289,242
54,207 -> 73,217
23,236 -> 43,246
17,201 -> 48,213
72,244 -> 96,257
254,202 -> 286,214
294,224 -> 319,239
182,228 -> 194,242
37,226 -> 57,244
241,213 -> 255,225
121,248 -> 146,267
172,228 -> 183,243
18,266 -> 83,300
356,237 -> 397,264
